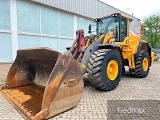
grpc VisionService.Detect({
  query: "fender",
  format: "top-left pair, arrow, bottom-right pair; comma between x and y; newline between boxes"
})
135,40 -> 152,65
98,44 -> 124,64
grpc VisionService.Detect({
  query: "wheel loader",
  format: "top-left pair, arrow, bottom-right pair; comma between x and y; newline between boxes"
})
0,13 -> 154,120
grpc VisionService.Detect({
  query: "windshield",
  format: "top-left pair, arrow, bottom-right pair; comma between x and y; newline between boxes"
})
97,17 -> 119,35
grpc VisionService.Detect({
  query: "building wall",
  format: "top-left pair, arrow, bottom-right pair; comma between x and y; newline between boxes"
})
0,0 -> 94,61
0,0 -> 141,62
31,0 -> 132,18
31,0 -> 141,33
0,0 -> 12,61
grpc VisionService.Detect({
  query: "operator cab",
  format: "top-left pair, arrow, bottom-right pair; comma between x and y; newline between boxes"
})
89,13 -> 130,42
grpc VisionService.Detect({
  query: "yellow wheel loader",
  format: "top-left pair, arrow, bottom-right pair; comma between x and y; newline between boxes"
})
0,13 -> 154,120
80,13 -> 154,90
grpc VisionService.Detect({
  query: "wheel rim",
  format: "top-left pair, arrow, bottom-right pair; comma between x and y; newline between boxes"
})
106,60 -> 118,80
142,57 -> 148,71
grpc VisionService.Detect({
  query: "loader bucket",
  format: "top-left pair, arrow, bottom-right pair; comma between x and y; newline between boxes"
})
0,47 -> 84,120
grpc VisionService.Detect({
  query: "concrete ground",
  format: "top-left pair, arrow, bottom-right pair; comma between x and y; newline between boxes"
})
0,61 -> 160,120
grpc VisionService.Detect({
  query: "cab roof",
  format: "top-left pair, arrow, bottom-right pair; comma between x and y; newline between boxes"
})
94,13 -> 132,22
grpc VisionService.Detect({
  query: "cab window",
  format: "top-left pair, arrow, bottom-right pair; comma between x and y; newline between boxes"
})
120,18 -> 127,41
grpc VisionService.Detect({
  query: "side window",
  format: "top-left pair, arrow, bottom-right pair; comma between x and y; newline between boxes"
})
98,20 -> 105,34
120,18 -> 127,41
121,19 -> 127,33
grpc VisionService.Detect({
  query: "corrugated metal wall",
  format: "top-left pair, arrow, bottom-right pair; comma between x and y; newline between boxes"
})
30,0 -> 141,33
30,0 -> 136,18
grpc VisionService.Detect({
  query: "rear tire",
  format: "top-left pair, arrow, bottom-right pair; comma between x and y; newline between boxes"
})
87,49 -> 122,91
132,50 -> 150,78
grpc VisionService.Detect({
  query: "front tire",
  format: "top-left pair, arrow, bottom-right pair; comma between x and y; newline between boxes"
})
87,49 -> 122,91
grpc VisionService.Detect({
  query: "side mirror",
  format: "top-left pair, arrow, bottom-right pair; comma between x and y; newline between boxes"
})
88,24 -> 92,33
